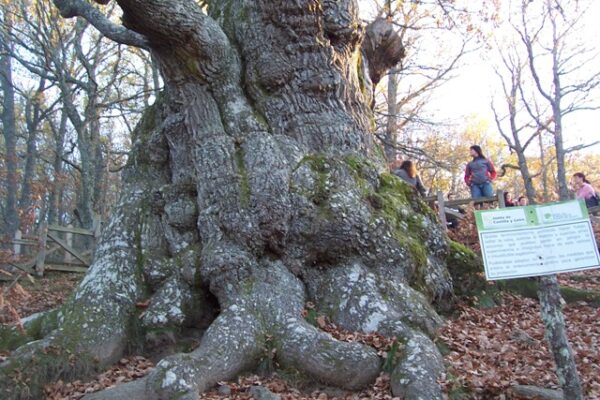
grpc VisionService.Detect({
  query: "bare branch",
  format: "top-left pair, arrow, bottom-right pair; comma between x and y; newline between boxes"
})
51,0 -> 149,49
565,140 -> 600,154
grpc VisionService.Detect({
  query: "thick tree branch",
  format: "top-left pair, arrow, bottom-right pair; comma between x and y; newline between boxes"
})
51,0 -> 149,49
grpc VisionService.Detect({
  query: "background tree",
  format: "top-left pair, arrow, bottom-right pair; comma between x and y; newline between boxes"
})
515,0 -> 600,199
489,1 -> 600,397
0,4 -> 19,238
0,0 -> 156,237
371,0 -> 490,162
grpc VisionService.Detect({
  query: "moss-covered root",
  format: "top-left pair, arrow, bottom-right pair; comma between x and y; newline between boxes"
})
278,318 -> 381,389
390,329 -> 444,400
445,240 -> 493,299
0,189 -> 149,400
0,309 -> 59,352
305,261 -> 443,338
0,336 -> 98,400
304,261 -> 445,398
82,378 -> 150,400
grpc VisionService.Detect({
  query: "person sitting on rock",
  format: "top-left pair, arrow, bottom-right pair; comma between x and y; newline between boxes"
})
392,160 -> 427,197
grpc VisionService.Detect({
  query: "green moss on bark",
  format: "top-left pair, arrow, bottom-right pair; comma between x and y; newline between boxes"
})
295,154 -> 331,205
0,309 -> 59,352
0,327 -> 31,353
445,241 -> 488,297
0,340 -> 98,400
372,173 -> 430,278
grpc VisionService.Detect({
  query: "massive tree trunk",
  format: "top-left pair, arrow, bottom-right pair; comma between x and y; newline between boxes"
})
0,1 -> 453,399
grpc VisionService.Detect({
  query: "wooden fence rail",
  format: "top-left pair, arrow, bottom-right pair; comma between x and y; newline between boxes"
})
2,217 -> 101,278
425,190 -> 505,231
427,192 -> 600,229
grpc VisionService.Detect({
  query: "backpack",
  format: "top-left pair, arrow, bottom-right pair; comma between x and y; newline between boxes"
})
586,192 -> 600,208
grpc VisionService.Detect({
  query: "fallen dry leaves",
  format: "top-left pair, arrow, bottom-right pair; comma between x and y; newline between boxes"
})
557,268 -> 600,292
439,293 -> 600,399
302,304 -> 397,357
199,373 -> 398,400
43,356 -> 155,400
0,273 -> 80,324
1,224 -> 599,399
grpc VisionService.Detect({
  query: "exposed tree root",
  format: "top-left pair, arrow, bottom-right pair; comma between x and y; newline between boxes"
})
390,330 -> 444,400
146,308 -> 263,398
76,262 -> 381,400
0,190 -> 147,399
278,318 -> 381,389
306,261 -> 446,400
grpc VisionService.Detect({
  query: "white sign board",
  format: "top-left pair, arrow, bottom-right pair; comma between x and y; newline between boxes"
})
475,200 -> 600,280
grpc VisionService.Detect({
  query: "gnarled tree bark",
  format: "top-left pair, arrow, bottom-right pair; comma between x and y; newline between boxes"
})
0,1 -> 453,399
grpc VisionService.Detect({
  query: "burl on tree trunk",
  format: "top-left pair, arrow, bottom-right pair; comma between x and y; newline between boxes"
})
0,1 -> 453,399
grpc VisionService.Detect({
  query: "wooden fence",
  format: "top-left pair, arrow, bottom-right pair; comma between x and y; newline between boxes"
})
425,191 -> 600,229
424,190 -> 506,231
3,217 -> 101,279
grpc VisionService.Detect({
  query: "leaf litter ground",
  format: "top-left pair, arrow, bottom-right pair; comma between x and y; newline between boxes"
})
1,269 -> 599,399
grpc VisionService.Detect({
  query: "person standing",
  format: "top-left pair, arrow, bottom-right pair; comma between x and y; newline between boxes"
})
464,145 -> 497,199
571,172 -> 599,208
392,160 -> 427,196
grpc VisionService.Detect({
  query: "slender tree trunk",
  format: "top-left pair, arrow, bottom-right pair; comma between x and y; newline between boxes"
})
552,112 -> 569,200
19,79 -> 47,232
515,149 -> 536,201
543,8 -> 582,394
539,133 -> 549,202
537,275 -> 583,400
93,142 -> 105,217
77,140 -> 95,228
47,113 -> 68,225
0,16 -> 19,238
151,53 -> 161,96
541,127 -> 584,400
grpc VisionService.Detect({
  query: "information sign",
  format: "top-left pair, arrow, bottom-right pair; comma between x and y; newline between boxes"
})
475,200 -> 600,280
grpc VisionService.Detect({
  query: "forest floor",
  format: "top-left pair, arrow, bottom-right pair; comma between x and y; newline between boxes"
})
0,238 -> 599,399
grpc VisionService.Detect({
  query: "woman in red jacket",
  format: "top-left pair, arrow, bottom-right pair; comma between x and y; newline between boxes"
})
464,145 -> 497,199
